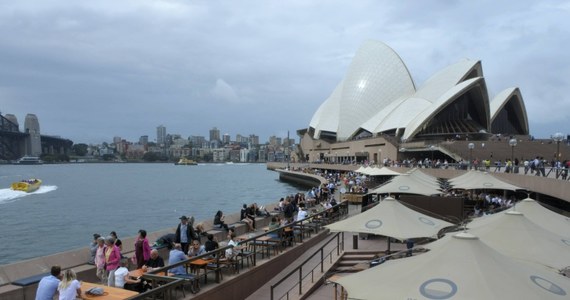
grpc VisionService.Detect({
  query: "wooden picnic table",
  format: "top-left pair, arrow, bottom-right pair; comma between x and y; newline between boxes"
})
82,281 -> 138,300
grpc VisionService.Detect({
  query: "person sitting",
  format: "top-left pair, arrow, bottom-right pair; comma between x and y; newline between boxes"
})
223,232 -> 240,261
240,204 -> 254,232
57,269 -> 81,300
195,222 -> 207,236
213,210 -> 230,231
114,259 -> 142,291
267,216 -> 281,239
246,204 -> 257,230
35,265 -> 61,300
187,240 -> 206,257
296,203 -> 308,221
168,243 -> 188,275
144,249 -> 165,272
204,234 -> 219,257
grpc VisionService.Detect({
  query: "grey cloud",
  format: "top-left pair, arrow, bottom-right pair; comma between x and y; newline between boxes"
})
0,0 -> 568,143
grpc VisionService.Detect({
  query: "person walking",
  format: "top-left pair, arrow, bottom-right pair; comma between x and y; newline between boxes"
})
175,216 -> 197,254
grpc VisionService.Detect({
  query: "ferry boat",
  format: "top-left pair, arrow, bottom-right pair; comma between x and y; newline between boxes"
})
11,179 -> 42,193
174,158 -> 197,165
13,156 -> 43,165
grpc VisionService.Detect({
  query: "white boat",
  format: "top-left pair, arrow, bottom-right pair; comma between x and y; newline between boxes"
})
13,156 -> 43,165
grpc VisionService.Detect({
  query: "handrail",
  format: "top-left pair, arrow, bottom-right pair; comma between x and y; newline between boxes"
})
270,231 -> 345,300
133,200 -> 349,299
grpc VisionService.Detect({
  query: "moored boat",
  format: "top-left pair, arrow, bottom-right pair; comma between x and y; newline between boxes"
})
11,179 -> 42,193
174,158 -> 197,165
13,156 -> 43,165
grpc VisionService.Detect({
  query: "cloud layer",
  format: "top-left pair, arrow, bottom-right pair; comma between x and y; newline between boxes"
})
0,0 -> 568,143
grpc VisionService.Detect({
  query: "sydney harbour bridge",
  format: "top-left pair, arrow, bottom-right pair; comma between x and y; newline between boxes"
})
0,113 -> 73,161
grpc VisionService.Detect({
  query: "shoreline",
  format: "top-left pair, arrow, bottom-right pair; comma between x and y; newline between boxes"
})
0,167 -> 321,287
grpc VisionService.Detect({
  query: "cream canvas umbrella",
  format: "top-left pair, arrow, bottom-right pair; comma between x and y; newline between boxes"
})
442,211 -> 570,272
369,173 -> 442,196
325,197 -> 453,241
407,168 -> 441,188
448,170 -> 523,191
367,167 -> 402,176
335,232 -> 570,300
354,166 -> 367,173
514,198 -> 570,236
468,198 -> 570,237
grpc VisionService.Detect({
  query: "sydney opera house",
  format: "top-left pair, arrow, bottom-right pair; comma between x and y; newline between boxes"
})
298,40 -> 531,164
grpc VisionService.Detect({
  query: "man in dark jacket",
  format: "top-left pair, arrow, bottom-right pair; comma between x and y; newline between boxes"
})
175,215 -> 197,254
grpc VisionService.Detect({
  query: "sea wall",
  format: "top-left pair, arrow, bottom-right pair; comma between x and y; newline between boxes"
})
272,168 -> 327,188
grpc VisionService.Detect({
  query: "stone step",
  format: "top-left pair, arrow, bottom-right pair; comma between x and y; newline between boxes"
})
338,260 -> 369,266
341,255 -> 376,261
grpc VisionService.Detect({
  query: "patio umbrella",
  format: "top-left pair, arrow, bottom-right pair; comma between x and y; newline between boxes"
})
366,167 -> 402,176
514,198 -> 570,236
448,170 -> 523,191
325,197 -> 453,241
368,173 -> 442,196
335,232 -> 570,299
468,198 -> 570,237
440,211 -> 570,272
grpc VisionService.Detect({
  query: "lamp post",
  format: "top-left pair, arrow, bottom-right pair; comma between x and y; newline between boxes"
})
509,138 -> 517,172
378,149 -> 382,166
429,145 -> 435,167
552,132 -> 564,177
468,142 -> 474,170
335,152 -> 338,164
346,151 -> 349,164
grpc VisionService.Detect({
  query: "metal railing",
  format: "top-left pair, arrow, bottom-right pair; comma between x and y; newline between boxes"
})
270,232 -> 345,300
129,200 -> 350,299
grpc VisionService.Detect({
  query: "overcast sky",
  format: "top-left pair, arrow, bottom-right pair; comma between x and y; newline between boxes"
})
1,0 -> 568,144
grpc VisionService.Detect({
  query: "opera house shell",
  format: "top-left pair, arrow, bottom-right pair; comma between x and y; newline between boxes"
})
306,40 -> 529,143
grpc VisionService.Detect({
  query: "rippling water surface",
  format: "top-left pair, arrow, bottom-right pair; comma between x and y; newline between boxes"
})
0,163 -> 301,265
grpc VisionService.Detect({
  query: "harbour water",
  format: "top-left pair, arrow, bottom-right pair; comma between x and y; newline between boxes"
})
0,163 -> 302,266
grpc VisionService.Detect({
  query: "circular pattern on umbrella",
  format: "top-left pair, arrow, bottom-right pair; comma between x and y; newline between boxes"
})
483,182 -> 494,187
419,278 -> 458,299
399,185 -> 410,191
529,275 -> 566,296
419,216 -> 436,226
365,219 -> 383,229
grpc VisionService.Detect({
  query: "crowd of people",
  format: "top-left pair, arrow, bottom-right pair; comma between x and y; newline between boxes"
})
35,185 -> 345,299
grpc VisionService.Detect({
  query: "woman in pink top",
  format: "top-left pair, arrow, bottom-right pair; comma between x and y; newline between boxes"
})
134,229 -> 152,268
104,236 -> 121,287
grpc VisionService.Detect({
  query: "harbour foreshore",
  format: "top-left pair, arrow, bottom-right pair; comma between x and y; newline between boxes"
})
0,200 -> 285,300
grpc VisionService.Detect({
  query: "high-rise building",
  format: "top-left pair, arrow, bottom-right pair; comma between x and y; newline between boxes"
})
222,133 -> 231,145
157,125 -> 166,145
139,135 -> 149,145
209,127 -> 220,142
269,135 -> 279,146
236,134 -> 244,143
249,134 -> 259,146
189,135 -> 206,148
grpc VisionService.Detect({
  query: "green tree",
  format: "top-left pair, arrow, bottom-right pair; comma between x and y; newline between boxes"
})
72,143 -> 89,156
101,154 -> 115,161
142,152 -> 159,162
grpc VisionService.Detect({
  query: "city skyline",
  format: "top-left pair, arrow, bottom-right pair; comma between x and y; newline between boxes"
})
1,1 -> 569,143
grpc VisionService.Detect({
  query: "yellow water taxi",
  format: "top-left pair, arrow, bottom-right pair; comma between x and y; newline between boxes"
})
175,158 -> 197,165
11,179 -> 42,193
